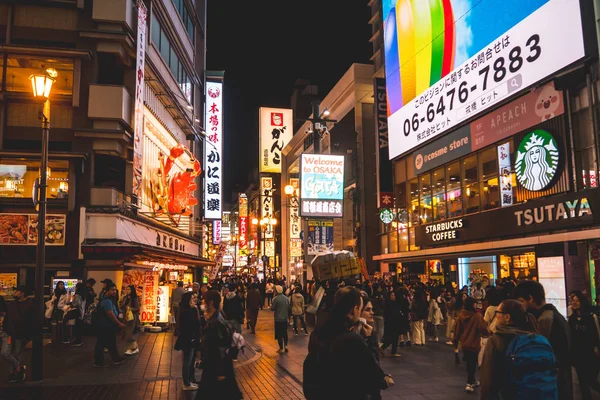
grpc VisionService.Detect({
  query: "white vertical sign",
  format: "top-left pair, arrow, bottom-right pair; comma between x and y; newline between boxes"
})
497,142 -> 513,207
260,177 -> 273,239
204,81 -> 223,220
132,0 -> 147,204
289,178 -> 302,257
259,108 -> 293,173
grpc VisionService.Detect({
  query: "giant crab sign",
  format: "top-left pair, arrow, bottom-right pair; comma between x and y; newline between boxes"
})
150,144 -> 201,226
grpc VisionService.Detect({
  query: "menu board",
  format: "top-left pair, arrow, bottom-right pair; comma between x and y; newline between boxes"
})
0,273 -> 17,297
0,214 -> 66,245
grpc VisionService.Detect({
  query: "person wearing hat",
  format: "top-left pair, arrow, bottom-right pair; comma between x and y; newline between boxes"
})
270,285 -> 290,353
2,285 -> 33,383
98,278 -> 119,308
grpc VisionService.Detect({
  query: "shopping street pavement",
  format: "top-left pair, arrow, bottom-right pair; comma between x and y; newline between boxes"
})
1,311 -> 598,400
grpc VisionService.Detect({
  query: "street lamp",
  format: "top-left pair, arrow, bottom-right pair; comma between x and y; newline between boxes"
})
252,217 -> 277,281
30,68 -> 55,382
307,101 -> 337,154
284,184 -> 294,196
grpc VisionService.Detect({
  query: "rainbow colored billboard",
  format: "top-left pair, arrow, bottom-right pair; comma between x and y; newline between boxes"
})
383,0 -> 585,159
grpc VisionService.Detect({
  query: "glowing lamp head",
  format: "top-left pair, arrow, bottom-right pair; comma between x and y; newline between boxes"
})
284,185 -> 294,196
322,108 -> 330,117
29,72 -> 55,99
270,218 -> 277,226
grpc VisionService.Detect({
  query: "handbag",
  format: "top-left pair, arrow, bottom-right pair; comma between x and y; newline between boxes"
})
44,298 -> 54,319
126,307 -> 134,322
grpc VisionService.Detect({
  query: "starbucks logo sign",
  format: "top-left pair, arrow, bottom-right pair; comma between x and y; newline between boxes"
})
380,209 -> 394,224
515,130 -> 559,191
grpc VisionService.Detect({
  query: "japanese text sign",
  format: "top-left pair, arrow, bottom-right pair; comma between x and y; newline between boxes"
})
132,0 -> 147,204
300,154 -> 344,218
140,271 -> 159,323
204,81 -> 223,219
260,177 -> 273,239
213,220 -> 221,245
239,194 -> 248,249
384,0 -> 584,159
259,108 -> 293,173
289,178 -> 302,257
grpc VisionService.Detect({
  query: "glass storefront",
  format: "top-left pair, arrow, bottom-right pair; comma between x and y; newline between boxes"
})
458,255 -> 497,290
0,159 -> 69,199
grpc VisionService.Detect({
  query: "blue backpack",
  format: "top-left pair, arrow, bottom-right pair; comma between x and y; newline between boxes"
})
505,333 -> 558,399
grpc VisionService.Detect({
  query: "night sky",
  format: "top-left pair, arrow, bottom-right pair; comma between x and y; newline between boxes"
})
206,1 -> 373,202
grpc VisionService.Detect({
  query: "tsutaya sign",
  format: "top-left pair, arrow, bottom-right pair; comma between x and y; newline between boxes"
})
416,191 -> 598,247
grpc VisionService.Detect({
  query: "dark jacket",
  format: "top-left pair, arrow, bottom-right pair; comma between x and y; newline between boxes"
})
199,310 -> 242,399
223,293 -> 244,323
568,310 -> 600,365
246,288 -> 262,310
452,309 -> 488,352
371,293 -> 385,317
175,307 -> 200,349
383,299 -> 402,342
480,324 -> 532,399
534,304 -> 572,400
5,298 -> 34,339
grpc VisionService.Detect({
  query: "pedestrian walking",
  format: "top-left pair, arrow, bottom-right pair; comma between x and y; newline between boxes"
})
246,283 -> 261,334
170,281 -> 186,335
120,284 -> 140,355
480,299 -> 559,399
479,289 -> 501,366
371,285 -> 385,344
568,290 -> 600,400
93,283 -> 125,368
427,288 -> 444,342
265,280 -> 274,307
2,286 -> 33,383
271,285 -> 290,353
62,282 -> 85,346
49,280 -> 68,345
410,290 -> 428,346
223,285 -> 244,334
291,286 -> 308,335
452,296 -> 488,393
380,291 -> 402,357
198,290 -> 242,399
98,278 -> 119,307
174,291 -> 200,391
515,280 -> 573,400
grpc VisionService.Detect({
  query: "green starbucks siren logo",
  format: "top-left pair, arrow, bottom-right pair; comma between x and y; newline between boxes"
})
515,130 -> 559,191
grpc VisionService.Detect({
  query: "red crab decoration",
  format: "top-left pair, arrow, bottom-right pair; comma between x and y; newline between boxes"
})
150,144 -> 201,226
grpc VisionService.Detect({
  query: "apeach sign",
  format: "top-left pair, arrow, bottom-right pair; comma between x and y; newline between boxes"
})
515,130 -> 559,191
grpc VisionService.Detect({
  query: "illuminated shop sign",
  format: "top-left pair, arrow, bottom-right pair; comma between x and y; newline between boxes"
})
204,81 -> 223,220
300,153 -> 345,218
384,0 -> 584,158
515,130 -> 560,192
259,108 -> 293,173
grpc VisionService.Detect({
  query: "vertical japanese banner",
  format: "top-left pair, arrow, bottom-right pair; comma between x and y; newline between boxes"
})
259,108 -> 293,173
212,220 -> 221,244
374,78 -> 393,208
132,0 -> 147,205
238,194 -> 248,266
289,178 -> 302,257
497,142 -> 513,207
140,271 -> 158,323
210,242 -> 229,280
260,177 -> 273,239
204,81 -> 223,220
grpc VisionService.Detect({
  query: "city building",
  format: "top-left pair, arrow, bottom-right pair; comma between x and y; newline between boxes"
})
0,0 -> 211,299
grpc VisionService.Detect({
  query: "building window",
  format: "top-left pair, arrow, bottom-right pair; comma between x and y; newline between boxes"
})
5,55 -> 73,96
419,173 -> 432,224
409,178 -> 419,226
447,162 -> 462,217
480,147 -> 499,210
432,167 -> 446,221
0,159 -> 69,199
463,155 -> 479,214
173,0 -> 195,42
151,13 -> 193,104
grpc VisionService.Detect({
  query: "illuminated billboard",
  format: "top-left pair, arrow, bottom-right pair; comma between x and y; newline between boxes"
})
204,81 -> 223,219
259,108 -> 293,173
383,0 -> 585,159
300,154 -> 344,218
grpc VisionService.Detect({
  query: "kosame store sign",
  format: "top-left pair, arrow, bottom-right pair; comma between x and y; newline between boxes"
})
383,0 -> 585,158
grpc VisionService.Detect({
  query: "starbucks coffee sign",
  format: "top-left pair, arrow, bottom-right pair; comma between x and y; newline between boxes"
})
380,209 -> 394,224
515,130 -> 560,191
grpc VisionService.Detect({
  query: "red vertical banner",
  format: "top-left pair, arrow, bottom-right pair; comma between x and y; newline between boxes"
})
140,271 -> 158,323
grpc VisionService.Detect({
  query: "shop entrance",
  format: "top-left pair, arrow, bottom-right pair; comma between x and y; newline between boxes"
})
458,256 -> 497,290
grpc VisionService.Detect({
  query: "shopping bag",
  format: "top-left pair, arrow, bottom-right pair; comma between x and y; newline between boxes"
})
126,307 -> 134,321
44,299 -> 54,319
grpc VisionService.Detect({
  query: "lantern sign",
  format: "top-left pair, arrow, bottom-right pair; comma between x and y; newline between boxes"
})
380,209 -> 394,224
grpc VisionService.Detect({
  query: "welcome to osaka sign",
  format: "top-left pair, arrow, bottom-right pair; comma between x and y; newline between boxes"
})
300,154 -> 344,218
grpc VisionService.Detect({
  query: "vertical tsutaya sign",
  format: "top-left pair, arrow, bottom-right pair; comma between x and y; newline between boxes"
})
374,78 -> 393,208
259,108 -> 294,173
498,142 -> 513,206
289,178 -> 302,257
384,0 -> 585,158
204,81 -> 223,219
300,154 -> 345,218
132,0 -> 147,204
212,220 -> 221,245
260,177 -> 273,239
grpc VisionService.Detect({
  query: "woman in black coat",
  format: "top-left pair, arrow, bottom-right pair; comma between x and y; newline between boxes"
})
380,291 -> 403,357
175,291 -> 201,391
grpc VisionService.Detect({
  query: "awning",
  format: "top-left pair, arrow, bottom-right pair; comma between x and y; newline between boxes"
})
82,240 -> 214,267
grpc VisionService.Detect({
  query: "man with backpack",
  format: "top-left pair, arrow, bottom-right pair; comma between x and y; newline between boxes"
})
480,299 -> 558,399
515,280 -> 572,400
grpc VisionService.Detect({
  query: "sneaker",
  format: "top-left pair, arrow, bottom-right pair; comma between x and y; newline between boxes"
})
391,353 -> 401,357
62,340 -> 71,344
129,348 -> 139,355
277,348 -> 285,354
124,349 -> 133,355
472,380 -> 480,387
465,384 -> 474,393
295,332 -> 299,336
112,358 -> 127,365
284,346 -> 289,353
8,371 -> 17,384
182,383 -> 198,391
304,331 -> 309,336
93,363 -> 109,368
70,341 -> 83,347
433,337 -> 439,342
446,340 -> 454,345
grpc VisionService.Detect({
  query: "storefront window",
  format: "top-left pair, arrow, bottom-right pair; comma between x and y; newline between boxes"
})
6,56 -> 73,96
409,178 -> 419,226
419,173 -> 432,224
409,226 -> 419,251
463,155 -> 479,214
480,147 -> 499,210
389,228 -> 399,253
446,162 -> 461,217
432,167 -> 446,221
0,159 -> 69,199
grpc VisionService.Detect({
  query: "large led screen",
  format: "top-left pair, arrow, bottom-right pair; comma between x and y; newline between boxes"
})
383,0 -> 585,159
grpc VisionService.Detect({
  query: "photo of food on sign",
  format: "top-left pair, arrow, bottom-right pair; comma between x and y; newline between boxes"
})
382,0 -> 585,158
